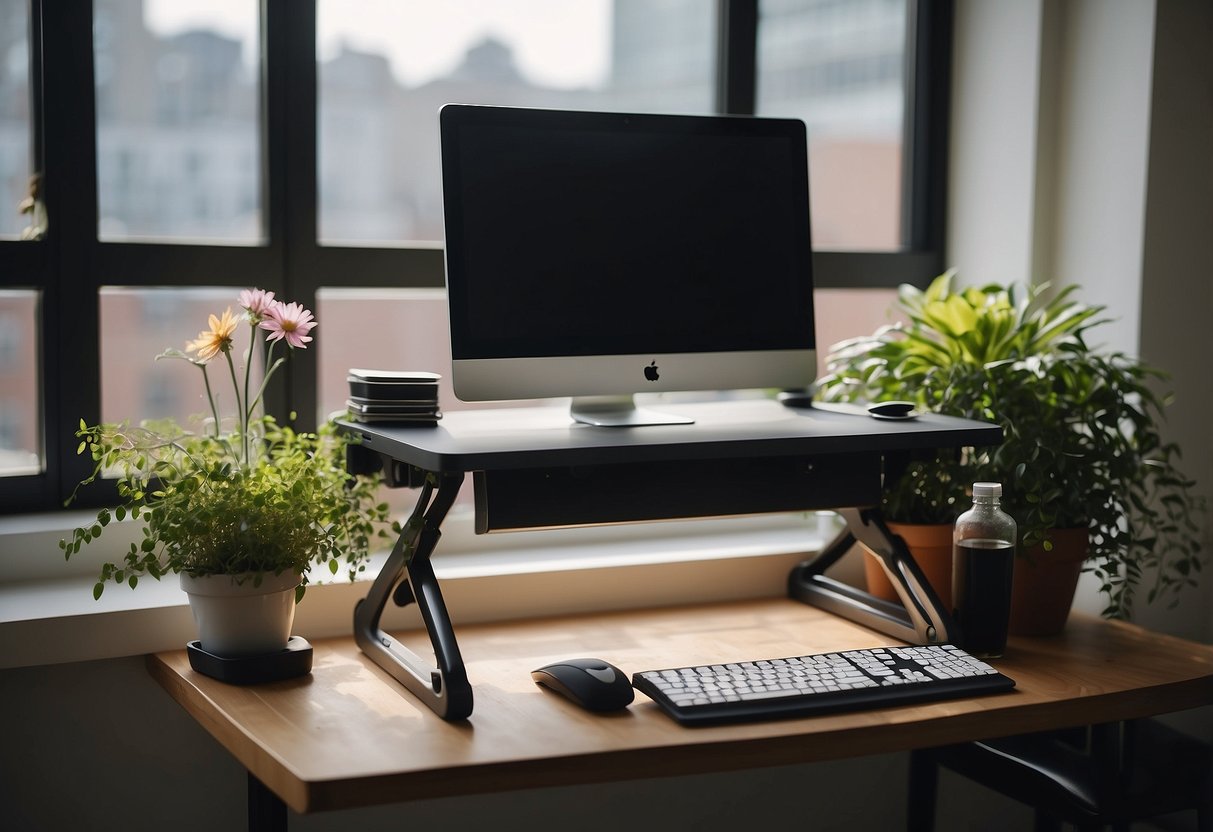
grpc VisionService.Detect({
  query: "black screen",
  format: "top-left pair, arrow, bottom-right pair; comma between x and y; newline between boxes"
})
441,106 -> 815,361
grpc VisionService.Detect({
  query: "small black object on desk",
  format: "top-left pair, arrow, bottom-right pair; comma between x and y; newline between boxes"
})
345,368 -> 442,426
776,389 -> 815,408
186,636 -> 313,684
866,400 -> 917,420
532,658 -> 635,712
782,393 -> 920,421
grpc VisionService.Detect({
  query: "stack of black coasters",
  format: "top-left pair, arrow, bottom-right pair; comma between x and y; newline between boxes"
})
346,369 -> 441,426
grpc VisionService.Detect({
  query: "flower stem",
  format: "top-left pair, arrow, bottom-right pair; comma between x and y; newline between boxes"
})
198,363 -> 221,438
225,350 -> 245,463
248,342 -> 281,417
243,321 -> 254,441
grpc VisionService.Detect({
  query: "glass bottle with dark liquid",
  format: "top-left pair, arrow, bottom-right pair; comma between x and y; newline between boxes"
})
952,483 -> 1016,657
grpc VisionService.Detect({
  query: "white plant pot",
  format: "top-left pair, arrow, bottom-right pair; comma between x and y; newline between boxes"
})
180,570 -> 300,657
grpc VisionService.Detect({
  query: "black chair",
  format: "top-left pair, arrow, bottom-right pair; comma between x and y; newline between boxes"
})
908,719 -> 1213,831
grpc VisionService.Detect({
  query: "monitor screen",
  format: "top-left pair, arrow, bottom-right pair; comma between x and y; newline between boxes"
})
440,104 -> 816,425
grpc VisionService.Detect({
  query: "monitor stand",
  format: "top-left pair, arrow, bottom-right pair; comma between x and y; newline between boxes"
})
570,395 -> 695,427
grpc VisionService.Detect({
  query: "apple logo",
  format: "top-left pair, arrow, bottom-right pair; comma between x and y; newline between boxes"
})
644,361 -> 660,382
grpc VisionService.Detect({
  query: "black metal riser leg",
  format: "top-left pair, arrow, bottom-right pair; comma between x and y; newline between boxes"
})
788,506 -> 957,645
353,471 -> 473,720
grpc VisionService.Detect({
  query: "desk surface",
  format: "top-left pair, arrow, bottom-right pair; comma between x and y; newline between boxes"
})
344,399 -> 1001,472
148,599 -> 1213,815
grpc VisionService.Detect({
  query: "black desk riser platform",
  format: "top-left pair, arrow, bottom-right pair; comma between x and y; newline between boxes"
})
340,399 -> 1001,721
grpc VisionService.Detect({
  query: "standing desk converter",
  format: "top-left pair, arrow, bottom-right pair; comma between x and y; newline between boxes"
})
339,398 -> 1002,721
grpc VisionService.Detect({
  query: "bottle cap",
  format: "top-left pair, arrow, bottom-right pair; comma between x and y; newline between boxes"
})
972,482 -> 1002,497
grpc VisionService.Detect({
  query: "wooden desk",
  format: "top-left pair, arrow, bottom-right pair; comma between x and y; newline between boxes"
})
148,598 -> 1213,825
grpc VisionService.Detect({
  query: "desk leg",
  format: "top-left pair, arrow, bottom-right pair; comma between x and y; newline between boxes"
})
788,507 -> 957,645
248,773 -> 286,832
353,471 -> 473,720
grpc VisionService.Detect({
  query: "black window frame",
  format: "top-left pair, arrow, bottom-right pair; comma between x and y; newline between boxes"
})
0,0 -> 952,514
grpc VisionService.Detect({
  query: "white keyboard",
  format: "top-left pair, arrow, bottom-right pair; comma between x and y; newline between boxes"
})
632,643 -> 1015,726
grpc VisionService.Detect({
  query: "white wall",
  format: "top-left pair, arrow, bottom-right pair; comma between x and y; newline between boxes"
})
1133,0 -> 1213,644
947,0 -> 1046,288
949,0 -> 1156,350
1046,0 -> 1158,356
949,0 -> 1213,647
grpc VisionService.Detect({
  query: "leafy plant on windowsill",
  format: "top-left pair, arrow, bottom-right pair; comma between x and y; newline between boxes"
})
60,290 -> 398,601
816,271 -> 1204,617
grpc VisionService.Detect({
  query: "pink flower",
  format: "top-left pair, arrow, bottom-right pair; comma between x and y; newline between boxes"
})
259,301 -> 316,349
238,288 -> 276,321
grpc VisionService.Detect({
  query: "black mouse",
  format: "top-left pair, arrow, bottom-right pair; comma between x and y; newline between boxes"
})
866,400 -> 917,420
531,658 -> 635,712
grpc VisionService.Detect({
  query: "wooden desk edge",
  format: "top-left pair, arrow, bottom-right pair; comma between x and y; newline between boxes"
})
297,683 -> 1213,813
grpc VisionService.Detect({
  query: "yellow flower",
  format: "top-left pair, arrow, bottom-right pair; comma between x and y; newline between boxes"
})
186,307 -> 240,363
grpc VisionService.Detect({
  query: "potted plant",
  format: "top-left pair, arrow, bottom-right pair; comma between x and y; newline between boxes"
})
60,289 -> 396,658
817,272 -> 1203,629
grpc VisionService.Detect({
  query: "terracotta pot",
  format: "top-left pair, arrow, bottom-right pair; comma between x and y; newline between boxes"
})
1008,528 -> 1088,636
863,522 -> 953,606
180,570 -> 300,657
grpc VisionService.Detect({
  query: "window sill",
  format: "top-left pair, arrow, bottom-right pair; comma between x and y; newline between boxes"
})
0,512 -> 852,669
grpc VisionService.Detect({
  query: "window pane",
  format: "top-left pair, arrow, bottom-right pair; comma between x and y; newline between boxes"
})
94,0 -> 262,243
757,0 -> 907,251
813,287 -> 897,377
100,287 -> 265,429
316,0 -> 714,244
0,289 -> 41,476
0,0 -> 35,240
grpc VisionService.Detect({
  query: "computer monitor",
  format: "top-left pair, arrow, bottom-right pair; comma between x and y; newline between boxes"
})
439,104 -> 817,426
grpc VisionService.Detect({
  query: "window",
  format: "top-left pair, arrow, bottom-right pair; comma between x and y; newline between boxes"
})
0,290 -> 39,477
757,0 -> 908,251
94,0 -> 262,243
0,0 -> 34,241
0,0 -> 42,485
0,0 -> 951,514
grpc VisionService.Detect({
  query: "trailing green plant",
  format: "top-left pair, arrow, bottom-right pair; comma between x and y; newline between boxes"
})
817,271 -> 1204,617
61,289 -> 397,601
